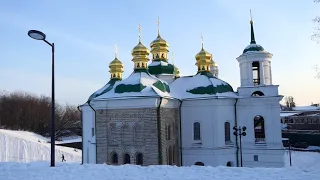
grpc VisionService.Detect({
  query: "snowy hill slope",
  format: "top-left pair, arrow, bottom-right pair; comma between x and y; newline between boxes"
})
0,129 -> 81,163
0,151 -> 319,180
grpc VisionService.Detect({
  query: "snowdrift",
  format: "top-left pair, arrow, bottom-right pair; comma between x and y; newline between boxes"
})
0,129 -> 81,163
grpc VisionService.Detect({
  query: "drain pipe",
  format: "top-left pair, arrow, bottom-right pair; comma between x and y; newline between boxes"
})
157,97 -> 163,164
234,99 -> 239,167
77,105 -> 83,165
178,99 -> 183,166
87,100 -> 97,164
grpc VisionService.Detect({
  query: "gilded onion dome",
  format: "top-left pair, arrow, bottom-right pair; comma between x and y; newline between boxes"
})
150,17 -> 169,61
195,35 -> 213,73
132,24 -> 150,72
210,57 -> 219,78
109,55 -> 123,80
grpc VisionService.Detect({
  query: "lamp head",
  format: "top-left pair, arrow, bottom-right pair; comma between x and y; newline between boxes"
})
28,30 -> 46,40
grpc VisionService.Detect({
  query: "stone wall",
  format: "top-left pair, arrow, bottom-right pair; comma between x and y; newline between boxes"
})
160,108 -> 180,165
95,107 -> 180,166
96,108 -> 159,165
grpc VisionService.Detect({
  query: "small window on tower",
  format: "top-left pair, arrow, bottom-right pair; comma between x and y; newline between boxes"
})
252,61 -> 260,85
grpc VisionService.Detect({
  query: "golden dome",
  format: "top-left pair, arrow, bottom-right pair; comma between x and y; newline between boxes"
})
109,57 -> 122,65
150,34 -> 169,48
109,56 -> 124,80
195,45 -> 213,73
195,46 -> 212,61
131,42 -> 150,71
210,58 -> 218,67
132,41 -> 150,55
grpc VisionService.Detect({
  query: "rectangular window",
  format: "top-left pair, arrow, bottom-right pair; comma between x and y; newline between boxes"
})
91,127 -> 94,137
254,155 -> 259,161
224,122 -> 231,143
193,122 -> 201,140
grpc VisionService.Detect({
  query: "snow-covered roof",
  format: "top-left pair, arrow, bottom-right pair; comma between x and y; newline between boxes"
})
243,43 -> 265,53
149,61 -> 169,67
87,79 -> 118,102
94,71 -> 173,100
293,106 -> 320,111
170,72 -> 237,100
280,112 -> 299,117
148,60 -> 177,75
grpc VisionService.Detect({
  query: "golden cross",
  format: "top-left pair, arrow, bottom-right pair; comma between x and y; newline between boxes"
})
138,24 -> 142,42
114,44 -> 118,58
250,9 -> 253,24
201,32 -> 204,48
157,17 -> 161,35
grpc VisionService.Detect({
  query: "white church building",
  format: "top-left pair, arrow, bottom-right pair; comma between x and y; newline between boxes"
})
79,16 -> 285,168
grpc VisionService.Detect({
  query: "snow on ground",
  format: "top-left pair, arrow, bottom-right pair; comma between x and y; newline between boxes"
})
0,151 -> 319,180
56,137 -> 81,144
0,129 -> 81,163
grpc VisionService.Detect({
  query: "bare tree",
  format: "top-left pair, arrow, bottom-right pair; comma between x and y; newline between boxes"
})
314,65 -> 320,79
285,96 -> 296,109
312,0 -> 320,42
0,90 -> 81,139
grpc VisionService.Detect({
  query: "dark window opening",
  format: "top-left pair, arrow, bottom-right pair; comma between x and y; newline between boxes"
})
224,122 -> 231,142
193,122 -> 201,140
254,115 -> 265,142
168,125 -> 171,140
195,162 -> 204,166
123,154 -> 130,164
168,146 -> 173,165
172,145 -> 176,164
254,155 -> 259,161
251,91 -> 264,96
252,61 -> 260,85
111,152 -> 118,164
226,161 -> 232,167
136,153 -> 143,165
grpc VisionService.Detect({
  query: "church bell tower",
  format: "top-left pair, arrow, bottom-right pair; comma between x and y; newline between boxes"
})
235,10 -> 285,168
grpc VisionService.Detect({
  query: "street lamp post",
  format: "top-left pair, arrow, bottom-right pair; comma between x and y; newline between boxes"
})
285,117 -> 292,166
28,30 -> 55,167
233,126 -> 247,167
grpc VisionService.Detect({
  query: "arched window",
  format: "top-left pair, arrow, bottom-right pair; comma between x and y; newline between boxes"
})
136,153 -> 143,165
254,115 -> 265,142
111,152 -> 118,164
194,162 -> 204,166
251,91 -> 264,96
123,153 -> 130,164
226,161 -> 232,167
193,122 -> 201,140
224,122 -> 231,143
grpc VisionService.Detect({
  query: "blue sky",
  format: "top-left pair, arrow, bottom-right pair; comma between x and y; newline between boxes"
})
0,0 -> 319,106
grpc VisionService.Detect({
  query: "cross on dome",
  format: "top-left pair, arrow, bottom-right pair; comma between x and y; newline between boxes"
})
250,9 -> 254,24
157,17 -> 161,35
114,44 -> 118,58
138,24 -> 142,42
201,32 -> 204,49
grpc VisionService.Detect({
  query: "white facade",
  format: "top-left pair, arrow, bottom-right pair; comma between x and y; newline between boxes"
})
81,104 -> 96,164
181,98 -> 237,166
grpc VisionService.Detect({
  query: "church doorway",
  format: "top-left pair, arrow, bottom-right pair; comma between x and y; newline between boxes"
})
123,154 -> 130,164
226,161 -> 232,167
194,162 -> 204,166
